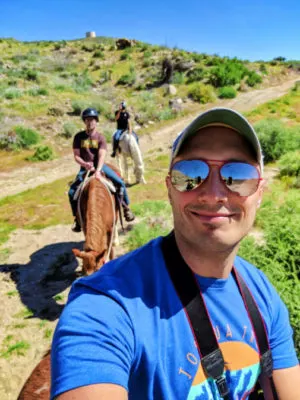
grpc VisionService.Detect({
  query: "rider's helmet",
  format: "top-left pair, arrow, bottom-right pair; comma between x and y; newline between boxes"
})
120,101 -> 126,109
82,108 -> 99,121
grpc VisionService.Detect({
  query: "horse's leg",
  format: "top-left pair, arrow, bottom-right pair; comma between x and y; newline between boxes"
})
116,153 -> 123,178
129,136 -> 146,184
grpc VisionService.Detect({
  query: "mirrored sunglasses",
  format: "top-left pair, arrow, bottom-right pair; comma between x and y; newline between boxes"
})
170,159 -> 261,197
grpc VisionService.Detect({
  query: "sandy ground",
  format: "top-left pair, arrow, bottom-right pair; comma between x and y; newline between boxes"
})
0,76 -> 295,399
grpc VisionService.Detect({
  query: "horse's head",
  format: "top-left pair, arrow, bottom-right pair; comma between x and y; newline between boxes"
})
72,248 -> 106,275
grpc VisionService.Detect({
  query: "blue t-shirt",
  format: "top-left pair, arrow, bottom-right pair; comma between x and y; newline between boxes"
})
51,237 -> 298,399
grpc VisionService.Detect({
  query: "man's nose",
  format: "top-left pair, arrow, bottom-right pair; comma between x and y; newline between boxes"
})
196,168 -> 228,202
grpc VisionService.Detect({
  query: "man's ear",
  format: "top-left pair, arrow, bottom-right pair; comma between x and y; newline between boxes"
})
256,179 -> 265,208
165,176 -> 172,204
257,199 -> 262,208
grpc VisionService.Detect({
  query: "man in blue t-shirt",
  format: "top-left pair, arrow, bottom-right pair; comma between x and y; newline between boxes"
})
52,108 -> 300,399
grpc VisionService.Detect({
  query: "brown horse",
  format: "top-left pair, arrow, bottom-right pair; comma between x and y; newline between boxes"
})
17,350 -> 51,399
72,174 -> 119,275
17,174 -> 119,399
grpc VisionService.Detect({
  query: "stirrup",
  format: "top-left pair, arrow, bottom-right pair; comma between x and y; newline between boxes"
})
124,209 -> 135,222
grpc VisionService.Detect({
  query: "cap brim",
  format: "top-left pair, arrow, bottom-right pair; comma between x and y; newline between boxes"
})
172,107 -> 263,173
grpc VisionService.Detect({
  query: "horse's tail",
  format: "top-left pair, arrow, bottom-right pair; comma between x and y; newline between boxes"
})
128,134 -> 144,172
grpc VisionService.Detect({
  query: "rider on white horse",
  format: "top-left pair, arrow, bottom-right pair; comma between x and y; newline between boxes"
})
111,101 -> 139,158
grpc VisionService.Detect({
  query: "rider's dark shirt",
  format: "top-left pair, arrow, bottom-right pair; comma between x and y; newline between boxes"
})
115,110 -> 130,130
73,130 -> 107,168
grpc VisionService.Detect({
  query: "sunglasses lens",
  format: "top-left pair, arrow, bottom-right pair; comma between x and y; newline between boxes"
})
171,160 -> 209,192
221,163 -> 260,196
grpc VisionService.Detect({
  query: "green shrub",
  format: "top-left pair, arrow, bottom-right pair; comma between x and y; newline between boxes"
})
72,71 -> 93,93
62,122 -> 78,139
188,83 -> 216,103
71,100 -> 88,116
127,200 -> 171,250
99,70 -> 112,83
218,86 -> 237,99
117,72 -> 136,86
27,87 -> 48,96
14,126 -> 40,148
204,56 -> 222,66
254,119 -> 300,163
239,186 -> 300,356
4,88 -> 22,99
279,151 -> 300,177
246,71 -> 262,87
27,145 -> 55,161
172,72 -> 185,84
81,43 -> 97,52
186,67 -> 205,83
208,60 -> 248,87
8,79 -> 18,86
93,50 -> 105,59
90,99 -> 114,120
53,85 -> 65,92
157,108 -> 174,121
142,59 -> 154,68
259,64 -> 268,74
120,51 -> 131,61
24,69 -> 39,81
143,50 -> 152,59
48,107 -> 64,117
191,53 -> 205,62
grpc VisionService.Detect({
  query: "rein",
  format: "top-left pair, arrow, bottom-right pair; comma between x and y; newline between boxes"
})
76,170 -> 91,231
99,176 -> 116,263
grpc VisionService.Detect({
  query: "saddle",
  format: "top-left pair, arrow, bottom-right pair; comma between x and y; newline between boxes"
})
74,172 -> 125,231
74,172 -> 116,201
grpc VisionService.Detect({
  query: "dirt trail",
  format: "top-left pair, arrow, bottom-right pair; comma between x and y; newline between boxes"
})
0,77 -> 298,200
0,78 -> 295,399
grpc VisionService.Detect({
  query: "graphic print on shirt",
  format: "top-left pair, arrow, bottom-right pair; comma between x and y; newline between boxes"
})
178,323 -> 261,399
187,341 -> 260,399
81,139 -> 98,149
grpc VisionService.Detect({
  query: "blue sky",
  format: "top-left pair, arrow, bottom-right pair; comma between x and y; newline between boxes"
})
0,0 -> 299,61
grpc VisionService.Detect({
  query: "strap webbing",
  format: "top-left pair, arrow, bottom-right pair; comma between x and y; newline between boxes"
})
161,232 -> 278,400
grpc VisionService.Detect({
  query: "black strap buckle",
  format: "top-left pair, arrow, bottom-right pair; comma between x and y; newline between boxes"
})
202,349 -> 229,398
261,350 -> 273,377
216,376 -> 230,398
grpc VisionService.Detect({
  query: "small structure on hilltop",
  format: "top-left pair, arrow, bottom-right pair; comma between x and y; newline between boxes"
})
86,31 -> 96,38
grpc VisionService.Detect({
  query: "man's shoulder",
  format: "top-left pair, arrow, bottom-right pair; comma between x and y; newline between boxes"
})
74,130 -> 86,138
94,131 -> 105,138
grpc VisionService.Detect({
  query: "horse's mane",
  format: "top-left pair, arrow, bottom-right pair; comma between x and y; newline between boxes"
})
83,178 -> 113,254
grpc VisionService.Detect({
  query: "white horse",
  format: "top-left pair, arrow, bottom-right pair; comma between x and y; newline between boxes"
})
116,131 -> 146,185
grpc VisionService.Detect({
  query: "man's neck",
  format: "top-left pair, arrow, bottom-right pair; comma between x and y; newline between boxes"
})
174,231 -> 239,279
86,128 -> 97,135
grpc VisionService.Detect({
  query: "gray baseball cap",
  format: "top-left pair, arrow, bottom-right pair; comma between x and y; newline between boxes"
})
171,107 -> 264,174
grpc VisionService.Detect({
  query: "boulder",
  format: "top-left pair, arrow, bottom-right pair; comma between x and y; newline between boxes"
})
169,98 -> 183,112
116,38 -> 137,50
166,84 -> 177,95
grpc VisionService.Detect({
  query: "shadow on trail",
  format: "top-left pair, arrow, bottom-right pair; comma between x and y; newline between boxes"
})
0,241 -> 84,321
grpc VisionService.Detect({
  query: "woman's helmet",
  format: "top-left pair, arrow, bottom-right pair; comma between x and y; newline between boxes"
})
82,108 -> 99,121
